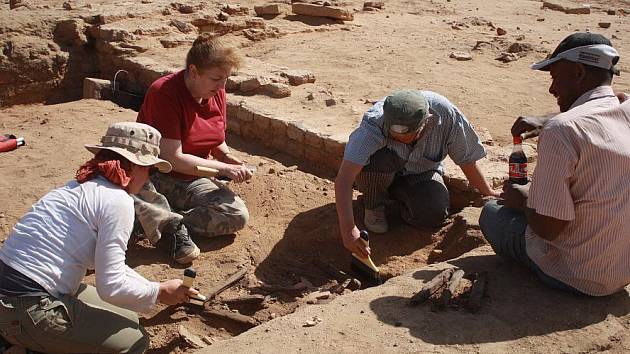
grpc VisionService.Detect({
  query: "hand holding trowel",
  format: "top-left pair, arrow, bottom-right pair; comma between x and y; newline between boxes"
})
195,164 -> 256,182
350,230 -> 382,285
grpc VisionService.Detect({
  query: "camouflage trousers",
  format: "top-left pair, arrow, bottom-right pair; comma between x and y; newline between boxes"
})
133,172 -> 249,245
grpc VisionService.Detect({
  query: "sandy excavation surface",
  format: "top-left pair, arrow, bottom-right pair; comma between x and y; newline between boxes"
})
1,0 -> 630,352
0,100 -> 484,352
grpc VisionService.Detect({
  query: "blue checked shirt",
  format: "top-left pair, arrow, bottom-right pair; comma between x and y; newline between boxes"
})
344,91 -> 486,175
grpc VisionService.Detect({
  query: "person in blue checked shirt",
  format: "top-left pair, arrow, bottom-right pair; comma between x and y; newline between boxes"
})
335,90 -> 499,257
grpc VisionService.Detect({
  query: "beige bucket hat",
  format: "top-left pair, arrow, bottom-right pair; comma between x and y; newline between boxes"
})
84,122 -> 172,173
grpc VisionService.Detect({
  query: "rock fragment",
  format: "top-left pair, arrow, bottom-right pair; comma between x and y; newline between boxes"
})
255,4 -> 284,16
265,83 -> 291,98
178,325 -> 207,349
292,3 -> 354,21
449,51 -> 472,61
281,70 -> 316,85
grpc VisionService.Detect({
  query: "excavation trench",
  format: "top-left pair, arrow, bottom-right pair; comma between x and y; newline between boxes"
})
1,15 -> 489,354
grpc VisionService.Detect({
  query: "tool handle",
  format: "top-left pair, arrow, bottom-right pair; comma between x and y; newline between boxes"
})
359,230 -> 370,244
195,166 -> 220,178
182,268 -> 207,302
0,139 -> 18,153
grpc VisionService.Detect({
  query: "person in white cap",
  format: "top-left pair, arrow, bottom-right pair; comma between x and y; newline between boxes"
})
480,32 -> 630,296
0,122 -> 201,352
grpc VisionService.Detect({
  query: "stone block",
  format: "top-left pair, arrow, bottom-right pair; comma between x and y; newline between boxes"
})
304,130 -> 324,149
254,4 -> 285,16
281,70 -> 316,86
240,121 -> 257,139
54,19 -> 87,47
226,101 -> 239,119
271,134 -> 287,150
227,118 -> 241,135
83,78 -> 111,100
270,118 -> 288,138
253,112 -> 272,131
226,76 -> 248,92
222,4 -> 250,15
323,136 -> 347,157
363,1 -> 384,9
237,106 -> 254,122
565,5 -> 590,14
264,83 -> 291,98
240,76 -> 270,92
286,122 -> 305,142
291,3 -> 354,21
286,139 -> 305,158
305,145 -> 323,163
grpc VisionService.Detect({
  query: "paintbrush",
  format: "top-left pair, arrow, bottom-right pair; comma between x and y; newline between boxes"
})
350,230 -> 382,285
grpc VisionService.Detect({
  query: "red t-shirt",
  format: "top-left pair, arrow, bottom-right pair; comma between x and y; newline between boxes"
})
137,70 -> 226,179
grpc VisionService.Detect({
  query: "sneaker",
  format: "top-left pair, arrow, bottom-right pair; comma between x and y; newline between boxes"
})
364,205 -> 388,233
171,223 -> 200,264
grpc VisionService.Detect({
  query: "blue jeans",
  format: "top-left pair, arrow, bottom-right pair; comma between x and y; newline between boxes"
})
479,200 -> 584,295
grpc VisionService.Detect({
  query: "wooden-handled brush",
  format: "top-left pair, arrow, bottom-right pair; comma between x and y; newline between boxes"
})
350,230 -> 382,284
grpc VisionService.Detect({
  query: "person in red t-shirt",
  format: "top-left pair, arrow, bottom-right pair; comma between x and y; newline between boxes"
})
133,34 -> 251,264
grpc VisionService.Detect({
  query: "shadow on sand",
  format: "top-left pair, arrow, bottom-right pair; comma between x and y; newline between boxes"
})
369,253 -> 630,345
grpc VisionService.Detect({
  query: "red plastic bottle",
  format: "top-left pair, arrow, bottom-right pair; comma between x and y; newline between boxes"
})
509,136 -> 528,185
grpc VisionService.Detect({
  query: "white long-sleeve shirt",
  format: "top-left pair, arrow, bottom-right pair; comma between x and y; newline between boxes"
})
0,176 -> 159,313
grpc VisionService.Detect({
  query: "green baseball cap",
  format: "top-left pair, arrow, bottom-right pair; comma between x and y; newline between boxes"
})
382,90 -> 429,135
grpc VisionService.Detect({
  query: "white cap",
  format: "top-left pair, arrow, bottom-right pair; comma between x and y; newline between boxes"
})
531,44 -> 619,72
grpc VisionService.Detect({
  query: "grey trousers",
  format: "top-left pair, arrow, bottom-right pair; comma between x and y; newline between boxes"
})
0,284 -> 148,353
355,148 -> 449,227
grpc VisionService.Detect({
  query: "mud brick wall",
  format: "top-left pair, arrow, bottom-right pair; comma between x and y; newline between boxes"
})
226,100 -> 345,174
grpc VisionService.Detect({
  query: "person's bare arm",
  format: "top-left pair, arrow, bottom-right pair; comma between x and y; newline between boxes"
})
335,159 -> 369,258
500,182 -> 568,240
160,138 -> 251,182
211,141 -> 244,165
459,161 -> 500,197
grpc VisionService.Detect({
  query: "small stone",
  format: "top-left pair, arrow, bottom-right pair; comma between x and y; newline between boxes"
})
598,22 -> 611,29
178,325 -> 207,349
363,1 -> 384,9
217,11 -> 229,21
265,83 -> 291,98
607,9 -> 616,15
496,27 -> 507,36
449,51 -> 473,61
496,52 -> 520,63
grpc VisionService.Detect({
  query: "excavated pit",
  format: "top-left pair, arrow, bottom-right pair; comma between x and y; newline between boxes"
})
0,0 -> 560,351
0,98 -> 488,352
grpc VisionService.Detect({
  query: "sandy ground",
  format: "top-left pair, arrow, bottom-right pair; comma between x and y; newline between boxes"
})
2,0 -> 630,352
1,100 -> 482,352
199,246 -> 630,354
